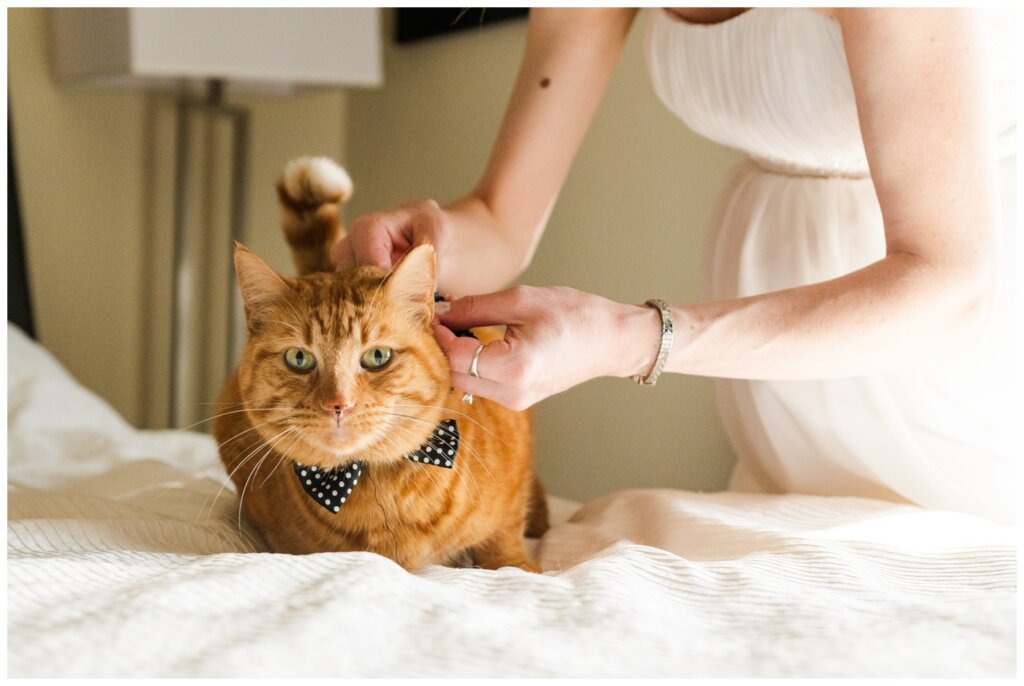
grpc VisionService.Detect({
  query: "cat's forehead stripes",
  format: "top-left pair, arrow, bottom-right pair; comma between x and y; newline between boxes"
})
289,272 -> 387,345
291,271 -> 384,305
305,305 -> 360,344
360,319 -> 391,347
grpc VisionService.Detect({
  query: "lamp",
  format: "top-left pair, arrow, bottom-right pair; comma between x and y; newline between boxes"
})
51,8 -> 382,428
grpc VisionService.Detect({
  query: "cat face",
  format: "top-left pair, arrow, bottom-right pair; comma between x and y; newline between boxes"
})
232,244 -> 449,469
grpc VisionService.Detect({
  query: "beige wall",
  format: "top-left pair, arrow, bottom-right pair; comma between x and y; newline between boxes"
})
346,11 -> 742,501
10,8 -> 741,501
9,8 -> 349,428
10,8 -> 148,423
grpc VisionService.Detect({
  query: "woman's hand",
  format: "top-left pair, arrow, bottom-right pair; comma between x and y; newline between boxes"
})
331,199 -> 454,272
331,195 -> 535,295
432,286 -> 661,410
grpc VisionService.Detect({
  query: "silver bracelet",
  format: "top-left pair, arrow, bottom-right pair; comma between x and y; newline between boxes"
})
632,299 -> 674,386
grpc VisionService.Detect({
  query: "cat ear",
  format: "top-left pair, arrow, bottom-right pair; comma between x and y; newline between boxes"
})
385,243 -> 436,323
233,243 -> 294,330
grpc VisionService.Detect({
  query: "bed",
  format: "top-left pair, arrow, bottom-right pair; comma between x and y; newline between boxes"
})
6,324 -> 1017,677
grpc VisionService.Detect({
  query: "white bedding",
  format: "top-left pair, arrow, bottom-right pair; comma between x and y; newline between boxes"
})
6,325 -> 1017,677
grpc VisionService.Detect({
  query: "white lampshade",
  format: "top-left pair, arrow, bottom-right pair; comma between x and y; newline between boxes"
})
52,8 -> 382,91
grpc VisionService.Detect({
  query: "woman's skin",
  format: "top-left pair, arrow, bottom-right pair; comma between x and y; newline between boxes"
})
331,8 -> 998,411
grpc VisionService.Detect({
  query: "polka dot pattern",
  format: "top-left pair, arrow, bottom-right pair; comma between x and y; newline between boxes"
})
406,419 -> 459,469
292,420 -> 459,514
292,461 -> 362,514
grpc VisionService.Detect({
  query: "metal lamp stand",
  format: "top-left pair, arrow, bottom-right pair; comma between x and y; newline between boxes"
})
169,79 -> 250,428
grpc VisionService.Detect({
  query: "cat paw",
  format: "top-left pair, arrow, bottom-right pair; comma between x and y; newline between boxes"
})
280,156 -> 353,207
517,559 -> 543,574
478,558 -> 543,574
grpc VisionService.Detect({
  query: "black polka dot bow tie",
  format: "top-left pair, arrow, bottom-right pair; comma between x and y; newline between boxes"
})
291,419 -> 459,514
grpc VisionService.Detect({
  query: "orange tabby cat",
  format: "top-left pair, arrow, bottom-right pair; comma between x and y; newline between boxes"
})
214,157 -> 548,572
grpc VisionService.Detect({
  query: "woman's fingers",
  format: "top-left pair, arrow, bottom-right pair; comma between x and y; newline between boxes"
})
358,233 -> 400,270
432,323 -> 530,408
406,200 -> 452,253
431,322 -> 477,365
333,200 -> 452,272
331,224 -> 394,271
433,285 -> 624,411
436,286 -> 532,330
347,214 -> 405,270
449,371 -> 525,410
433,323 -> 511,380
330,237 -> 356,271
433,286 -> 548,410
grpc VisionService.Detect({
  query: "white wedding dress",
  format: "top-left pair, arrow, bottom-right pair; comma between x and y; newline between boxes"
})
644,8 -> 1017,524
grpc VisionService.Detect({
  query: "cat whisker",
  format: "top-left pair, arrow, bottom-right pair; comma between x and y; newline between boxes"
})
200,392 -> 283,407
387,408 -> 504,502
181,406 -> 296,432
190,413 -> 293,522
390,400 -> 514,449
236,426 -> 298,535
198,420 -> 297,526
258,429 -> 308,488
382,411 -> 495,485
382,415 -> 484,503
384,412 -> 465,461
212,416 -> 290,452
385,425 -> 454,499
199,434 -> 276,524
234,432 -> 294,536
354,426 -> 456,510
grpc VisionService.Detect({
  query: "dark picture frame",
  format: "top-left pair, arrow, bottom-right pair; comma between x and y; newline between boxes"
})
396,8 -> 529,44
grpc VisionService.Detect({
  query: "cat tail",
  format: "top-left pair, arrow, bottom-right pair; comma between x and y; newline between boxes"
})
524,474 -> 551,539
276,156 -> 353,276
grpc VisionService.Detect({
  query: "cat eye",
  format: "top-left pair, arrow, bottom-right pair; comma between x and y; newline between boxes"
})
360,346 -> 393,371
283,347 -> 316,372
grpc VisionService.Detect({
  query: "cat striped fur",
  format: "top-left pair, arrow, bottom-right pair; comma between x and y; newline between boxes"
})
215,156 -> 548,571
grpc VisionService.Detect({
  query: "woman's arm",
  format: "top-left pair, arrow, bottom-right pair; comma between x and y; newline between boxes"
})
332,9 -> 638,295
437,8 -> 1000,407
657,7 -> 998,379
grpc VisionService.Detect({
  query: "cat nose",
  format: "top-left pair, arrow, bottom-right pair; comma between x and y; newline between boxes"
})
322,398 -> 354,417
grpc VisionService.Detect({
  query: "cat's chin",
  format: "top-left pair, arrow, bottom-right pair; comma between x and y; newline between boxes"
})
282,428 -> 420,470
322,427 -> 353,444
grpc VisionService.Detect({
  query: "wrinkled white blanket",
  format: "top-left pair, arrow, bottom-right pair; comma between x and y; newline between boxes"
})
6,325 -> 1017,677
